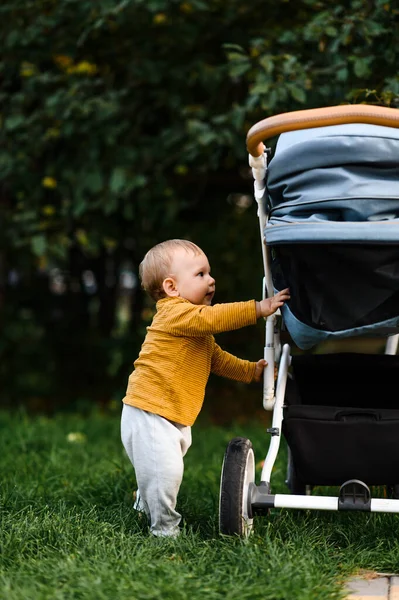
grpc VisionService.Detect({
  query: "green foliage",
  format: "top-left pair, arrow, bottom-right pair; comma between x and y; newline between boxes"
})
226,0 -> 399,115
3,0 -> 396,259
2,0 -> 261,262
0,0 -> 398,407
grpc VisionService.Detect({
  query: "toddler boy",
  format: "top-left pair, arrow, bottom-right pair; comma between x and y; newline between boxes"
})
121,239 -> 290,537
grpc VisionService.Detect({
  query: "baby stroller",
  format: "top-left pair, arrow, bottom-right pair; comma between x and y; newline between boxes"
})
219,104 -> 399,537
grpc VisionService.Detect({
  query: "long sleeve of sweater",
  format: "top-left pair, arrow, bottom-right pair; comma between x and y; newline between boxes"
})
211,342 -> 256,383
152,297 -> 258,336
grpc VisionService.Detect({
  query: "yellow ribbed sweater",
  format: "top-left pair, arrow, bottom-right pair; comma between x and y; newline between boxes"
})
122,296 -> 258,426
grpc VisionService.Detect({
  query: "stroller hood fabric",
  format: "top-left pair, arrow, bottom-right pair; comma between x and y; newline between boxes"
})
266,123 -> 399,244
265,123 -> 399,349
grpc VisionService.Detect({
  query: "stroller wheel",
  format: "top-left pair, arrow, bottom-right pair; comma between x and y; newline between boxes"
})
219,437 -> 255,537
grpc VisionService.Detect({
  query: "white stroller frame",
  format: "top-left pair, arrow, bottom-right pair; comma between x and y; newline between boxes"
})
219,105 -> 399,537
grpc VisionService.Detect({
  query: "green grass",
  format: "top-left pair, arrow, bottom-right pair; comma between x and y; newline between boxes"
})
1,409 -> 399,599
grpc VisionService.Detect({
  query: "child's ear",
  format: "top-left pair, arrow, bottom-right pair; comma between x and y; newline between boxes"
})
162,277 -> 179,297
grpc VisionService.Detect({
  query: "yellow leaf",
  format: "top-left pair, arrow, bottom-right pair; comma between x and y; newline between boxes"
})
180,3 -> 193,13
66,432 -> 87,443
54,55 -> 73,69
37,256 -> 47,270
45,128 -> 60,139
42,177 -> 57,189
42,205 -> 56,216
103,237 -> 117,250
174,164 -> 188,175
76,229 -> 89,247
66,61 -> 98,76
20,62 -> 38,77
153,13 -> 167,24
74,61 -> 98,75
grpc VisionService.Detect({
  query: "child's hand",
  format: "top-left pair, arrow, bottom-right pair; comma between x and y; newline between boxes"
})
256,288 -> 290,318
253,360 -> 278,382
253,359 -> 267,382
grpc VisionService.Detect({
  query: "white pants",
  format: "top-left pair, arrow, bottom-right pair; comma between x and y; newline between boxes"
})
121,404 -> 192,537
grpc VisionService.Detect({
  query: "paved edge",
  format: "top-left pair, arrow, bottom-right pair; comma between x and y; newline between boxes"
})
345,574 -> 399,600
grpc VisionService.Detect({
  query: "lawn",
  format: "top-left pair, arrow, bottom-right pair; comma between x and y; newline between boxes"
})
1,408 -> 399,599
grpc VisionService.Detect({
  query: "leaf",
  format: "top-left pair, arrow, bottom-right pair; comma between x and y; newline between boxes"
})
4,115 -> 24,131
226,52 -> 248,62
353,57 -> 371,78
336,67 -> 348,82
229,62 -> 250,78
325,26 -> 338,37
197,131 -> 217,146
72,194 -> 87,217
104,193 -> 119,215
249,82 -> 271,96
289,85 -> 306,103
258,55 -> 274,74
85,171 -> 104,193
123,203 -> 134,220
109,168 -> 126,193
223,43 -> 246,53
31,234 -> 46,257
131,174 -> 147,189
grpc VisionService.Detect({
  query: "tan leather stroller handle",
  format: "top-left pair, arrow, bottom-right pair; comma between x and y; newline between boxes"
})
247,104 -> 399,157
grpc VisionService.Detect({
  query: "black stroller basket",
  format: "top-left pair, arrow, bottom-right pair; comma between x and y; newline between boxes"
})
284,352 -> 399,487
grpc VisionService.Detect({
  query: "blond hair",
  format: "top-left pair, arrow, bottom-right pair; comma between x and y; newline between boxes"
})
139,239 -> 203,301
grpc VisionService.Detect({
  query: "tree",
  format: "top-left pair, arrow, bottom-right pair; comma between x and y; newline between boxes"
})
1,0 -> 397,410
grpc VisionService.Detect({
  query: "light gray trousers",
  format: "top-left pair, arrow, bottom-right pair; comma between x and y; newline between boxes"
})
121,404 -> 192,537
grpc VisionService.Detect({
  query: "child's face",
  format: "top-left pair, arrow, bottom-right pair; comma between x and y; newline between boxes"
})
167,248 -> 215,305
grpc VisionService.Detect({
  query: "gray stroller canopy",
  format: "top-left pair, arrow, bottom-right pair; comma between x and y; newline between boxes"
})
265,123 -> 399,349
266,123 -> 399,244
